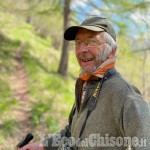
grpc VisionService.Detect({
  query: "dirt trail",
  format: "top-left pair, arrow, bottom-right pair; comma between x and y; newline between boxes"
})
10,41 -> 33,136
1,43 -> 36,149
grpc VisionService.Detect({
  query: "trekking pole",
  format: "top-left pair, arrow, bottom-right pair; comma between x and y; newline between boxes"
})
16,133 -> 34,148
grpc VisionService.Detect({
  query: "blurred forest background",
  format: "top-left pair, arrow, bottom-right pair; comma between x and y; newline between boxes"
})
0,0 -> 150,149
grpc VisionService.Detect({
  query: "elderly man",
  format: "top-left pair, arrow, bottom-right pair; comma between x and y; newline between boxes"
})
19,16 -> 150,150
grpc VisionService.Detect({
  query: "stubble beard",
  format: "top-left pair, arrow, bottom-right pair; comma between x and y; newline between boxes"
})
81,51 -> 103,74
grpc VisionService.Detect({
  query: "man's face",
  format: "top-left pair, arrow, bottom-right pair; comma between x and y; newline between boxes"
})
75,29 -> 105,74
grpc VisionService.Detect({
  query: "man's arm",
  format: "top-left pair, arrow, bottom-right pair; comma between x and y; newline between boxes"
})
122,96 -> 150,150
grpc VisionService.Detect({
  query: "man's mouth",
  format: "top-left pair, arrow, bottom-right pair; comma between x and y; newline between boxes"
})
81,58 -> 93,63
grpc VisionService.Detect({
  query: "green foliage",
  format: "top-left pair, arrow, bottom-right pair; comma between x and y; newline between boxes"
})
0,51 -> 18,143
0,119 -> 18,137
0,37 -> 21,72
0,78 -> 10,98
103,0 -> 150,12
116,35 -> 150,91
0,98 -> 17,118
0,12 -> 75,134
30,71 -> 75,132
31,12 -> 63,49
31,98 -> 60,132
0,119 -> 18,150
31,100 -> 52,125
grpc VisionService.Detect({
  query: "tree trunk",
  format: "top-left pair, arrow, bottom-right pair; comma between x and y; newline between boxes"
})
57,0 -> 71,78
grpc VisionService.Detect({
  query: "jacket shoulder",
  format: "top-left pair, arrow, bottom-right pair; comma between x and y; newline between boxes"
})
104,71 -> 142,97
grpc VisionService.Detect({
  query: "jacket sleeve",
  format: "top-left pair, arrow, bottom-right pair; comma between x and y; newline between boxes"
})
42,125 -> 70,150
122,94 -> 150,150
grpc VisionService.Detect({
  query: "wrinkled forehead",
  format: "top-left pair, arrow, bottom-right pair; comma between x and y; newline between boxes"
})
75,28 -> 104,40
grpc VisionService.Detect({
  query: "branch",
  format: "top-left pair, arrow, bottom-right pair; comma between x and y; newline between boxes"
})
133,48 -> 150,53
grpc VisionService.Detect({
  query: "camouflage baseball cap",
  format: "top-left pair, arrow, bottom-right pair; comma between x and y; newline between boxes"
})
64,16 -> 116,41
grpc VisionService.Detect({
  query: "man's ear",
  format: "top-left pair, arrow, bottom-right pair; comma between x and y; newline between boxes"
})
108,48 -> 117,59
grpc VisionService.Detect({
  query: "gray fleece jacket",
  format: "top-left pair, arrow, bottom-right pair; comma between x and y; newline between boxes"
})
43,70 -> 150,150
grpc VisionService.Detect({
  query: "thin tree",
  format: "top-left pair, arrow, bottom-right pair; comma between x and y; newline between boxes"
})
57,0 -> 71,78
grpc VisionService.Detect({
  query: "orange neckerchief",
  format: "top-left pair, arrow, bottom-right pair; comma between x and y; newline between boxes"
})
80,61 -> 115,81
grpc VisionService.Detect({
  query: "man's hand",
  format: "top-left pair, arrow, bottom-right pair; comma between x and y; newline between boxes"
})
18,143 -> 44,150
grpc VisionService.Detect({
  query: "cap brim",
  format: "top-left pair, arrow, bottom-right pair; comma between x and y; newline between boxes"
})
64,26 -> 104,41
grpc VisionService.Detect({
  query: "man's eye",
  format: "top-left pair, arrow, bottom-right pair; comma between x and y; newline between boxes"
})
90,40 -> 97,44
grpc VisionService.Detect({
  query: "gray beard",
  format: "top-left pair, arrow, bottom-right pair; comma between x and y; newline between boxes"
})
81,55 -> 103,74
80,46 -> 111,74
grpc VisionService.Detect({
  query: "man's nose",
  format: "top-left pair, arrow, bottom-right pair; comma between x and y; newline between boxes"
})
78,43 -> 88,52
